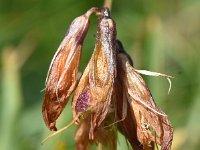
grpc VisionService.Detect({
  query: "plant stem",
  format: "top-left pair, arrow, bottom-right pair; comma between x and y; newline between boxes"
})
104,0 -> 113,10
97,143 -> 103,150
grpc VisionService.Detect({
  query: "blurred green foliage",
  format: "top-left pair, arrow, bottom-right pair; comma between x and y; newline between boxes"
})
0,0 -> 200,150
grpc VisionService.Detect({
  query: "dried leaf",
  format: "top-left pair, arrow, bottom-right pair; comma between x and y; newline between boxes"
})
42,8 -> 100,131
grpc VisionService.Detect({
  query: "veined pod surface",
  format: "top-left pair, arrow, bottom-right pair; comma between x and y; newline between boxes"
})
89,8 -> 117,139
116,40 -> 173,150
42,8 -> 100,131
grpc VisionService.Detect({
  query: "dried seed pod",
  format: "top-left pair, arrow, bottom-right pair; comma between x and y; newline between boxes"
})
88,8 -> 117,139
116,40 -> 173,150
114,41 -> 143,149
42,8 -> 100,131
72,8 -> 117,139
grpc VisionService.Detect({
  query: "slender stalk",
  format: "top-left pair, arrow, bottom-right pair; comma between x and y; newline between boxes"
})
97,143 -> 103,150
104,0 -> 113,10
41,113 -> 80,144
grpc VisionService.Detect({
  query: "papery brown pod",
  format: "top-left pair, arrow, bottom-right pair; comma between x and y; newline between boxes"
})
42,8 -> 100,131
88,8 -> 117,139
72,8 -> 117,139
114,40 -> 143,150
116,40 -> 173,150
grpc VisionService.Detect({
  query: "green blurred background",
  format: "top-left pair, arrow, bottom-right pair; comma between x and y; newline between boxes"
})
0,0 -> 200,149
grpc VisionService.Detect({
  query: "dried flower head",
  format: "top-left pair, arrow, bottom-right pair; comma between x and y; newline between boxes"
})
42,7 -> 173,150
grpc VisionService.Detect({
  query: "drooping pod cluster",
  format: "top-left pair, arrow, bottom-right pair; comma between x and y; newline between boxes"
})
42,7 -> 173,150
